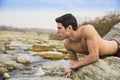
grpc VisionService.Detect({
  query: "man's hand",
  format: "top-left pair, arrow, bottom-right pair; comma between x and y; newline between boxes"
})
65,67 -> 74,78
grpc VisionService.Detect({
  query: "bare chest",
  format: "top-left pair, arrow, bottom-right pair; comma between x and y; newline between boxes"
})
69,40 -> 88,54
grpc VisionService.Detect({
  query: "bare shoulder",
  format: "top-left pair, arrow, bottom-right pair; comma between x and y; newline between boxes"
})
80,24 -> 98,38
78,24 -> 96,32
82,24 -> 96,31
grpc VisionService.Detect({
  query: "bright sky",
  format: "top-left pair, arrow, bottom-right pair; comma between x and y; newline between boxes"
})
0,0 -> 120,30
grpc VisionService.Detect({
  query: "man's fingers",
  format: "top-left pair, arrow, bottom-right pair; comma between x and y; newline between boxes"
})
65,73 -> 70,78
65,72 -> 72,78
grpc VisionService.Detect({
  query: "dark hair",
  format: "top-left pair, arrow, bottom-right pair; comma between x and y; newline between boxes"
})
55,13 -> 78,30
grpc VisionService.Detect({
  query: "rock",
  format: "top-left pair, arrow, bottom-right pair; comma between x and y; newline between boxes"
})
34,67 -> 45,76
32,44 -> 54,52
5,46 -> 18,50
103,22 -> 120,40
3,73 -> 10,79
0,57 -> 24,70
71,56 -> 120,80
0,63 -> 8,75
8,62 -> 24,70
17,55 -> 30,64
42,60 -> 69,70
38,60 -> 70,77
33,51 -> 65,60
0,42 -> 5,53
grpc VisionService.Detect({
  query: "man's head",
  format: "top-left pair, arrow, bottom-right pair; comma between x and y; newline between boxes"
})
55,13 -> 78,31
55,13 -> 78,39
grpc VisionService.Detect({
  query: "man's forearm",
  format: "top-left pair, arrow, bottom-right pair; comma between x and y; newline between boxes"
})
70,60 -> 79,65
71,56 -> 99,69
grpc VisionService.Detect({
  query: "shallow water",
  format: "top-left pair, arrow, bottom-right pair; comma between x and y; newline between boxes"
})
4,41 -> 69,79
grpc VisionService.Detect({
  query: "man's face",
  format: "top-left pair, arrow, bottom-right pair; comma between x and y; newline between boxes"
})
56,23 -> 68,40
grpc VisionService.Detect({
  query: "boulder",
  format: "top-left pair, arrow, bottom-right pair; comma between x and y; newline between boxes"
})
103,22 -> 120,40
71,57 -> 120,80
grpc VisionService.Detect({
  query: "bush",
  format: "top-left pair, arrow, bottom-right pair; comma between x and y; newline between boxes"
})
79,11 -> 120,37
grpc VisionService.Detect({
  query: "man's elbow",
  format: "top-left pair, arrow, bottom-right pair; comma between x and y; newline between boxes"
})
95,58 -> 99,62
89,55 -> 99,62
86,55 -> 99,63
93,56 -> 99,62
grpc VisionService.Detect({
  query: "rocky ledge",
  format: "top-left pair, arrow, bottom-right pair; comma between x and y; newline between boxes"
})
71,56 -> 120,80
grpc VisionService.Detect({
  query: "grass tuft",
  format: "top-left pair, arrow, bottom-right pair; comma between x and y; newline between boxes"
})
79,11 -> 120,37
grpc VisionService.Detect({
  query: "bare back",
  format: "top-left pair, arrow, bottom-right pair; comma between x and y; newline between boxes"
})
64,25 -> 118,57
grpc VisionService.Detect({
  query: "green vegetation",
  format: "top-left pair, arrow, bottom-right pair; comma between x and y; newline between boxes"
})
79,11 -> 120,37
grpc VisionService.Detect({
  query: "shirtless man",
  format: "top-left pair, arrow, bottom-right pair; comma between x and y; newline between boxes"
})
55,13 -> 120,78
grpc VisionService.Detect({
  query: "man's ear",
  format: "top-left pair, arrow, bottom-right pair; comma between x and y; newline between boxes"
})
66,25 -> 73,32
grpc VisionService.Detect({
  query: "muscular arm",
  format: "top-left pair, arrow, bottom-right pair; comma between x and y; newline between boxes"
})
71,25 -> 99,69
73,37 -> 99,69
68,50 -> 79,65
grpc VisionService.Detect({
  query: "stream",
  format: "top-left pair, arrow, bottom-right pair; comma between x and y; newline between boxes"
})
1,41 -> 71,80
